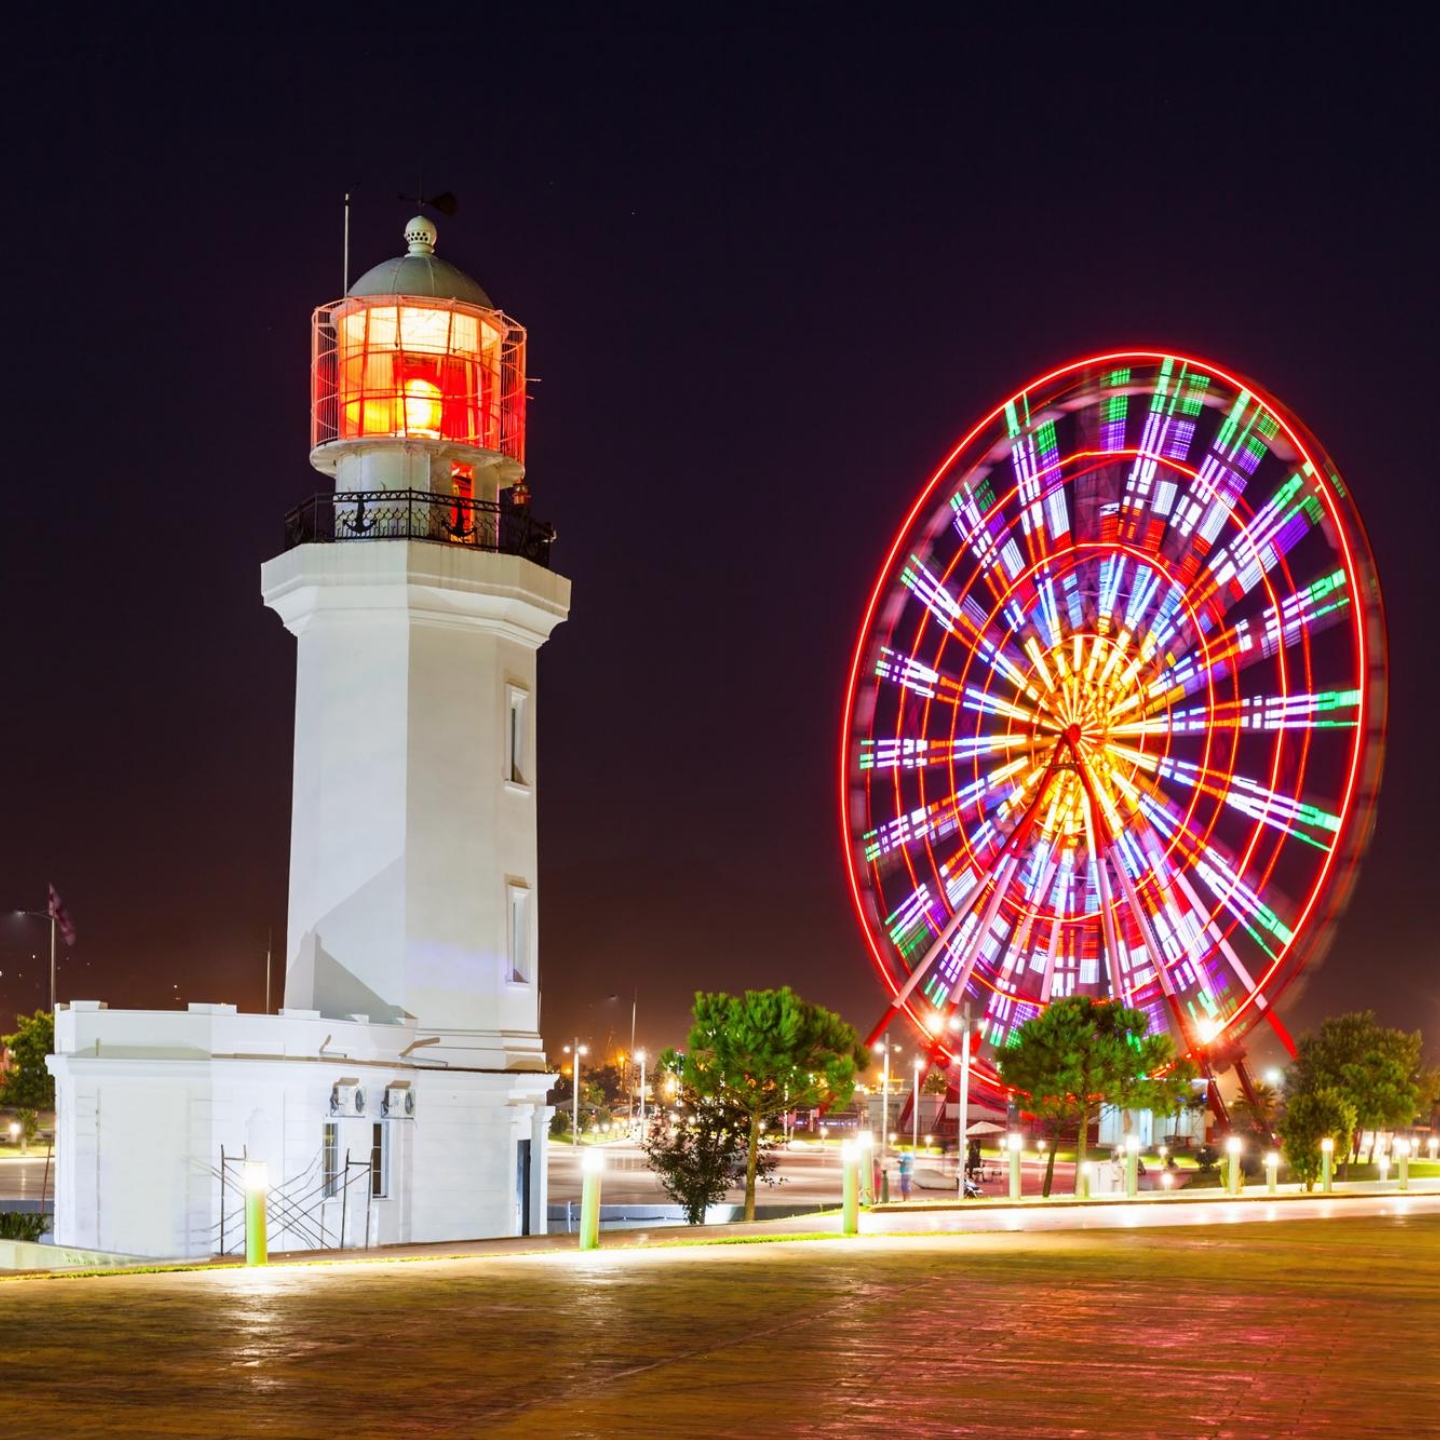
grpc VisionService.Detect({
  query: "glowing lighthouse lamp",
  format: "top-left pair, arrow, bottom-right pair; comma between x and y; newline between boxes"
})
309,214 -> 529,524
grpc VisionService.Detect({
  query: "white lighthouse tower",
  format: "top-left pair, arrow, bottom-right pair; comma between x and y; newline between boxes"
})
46,218 -> 568,1257
264,215 -> 568,1050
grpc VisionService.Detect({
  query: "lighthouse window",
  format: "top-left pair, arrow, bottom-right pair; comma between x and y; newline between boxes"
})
507,883 -> 531,985
370,1122 -> 389,1198
507,686 -> 529,787
322,1122 -> 340,1198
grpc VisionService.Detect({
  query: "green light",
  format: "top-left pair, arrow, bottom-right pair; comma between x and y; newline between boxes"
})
1178,375 -> 1210,416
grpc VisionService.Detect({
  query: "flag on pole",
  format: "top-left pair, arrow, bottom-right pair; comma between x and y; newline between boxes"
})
47,884 -> 76,946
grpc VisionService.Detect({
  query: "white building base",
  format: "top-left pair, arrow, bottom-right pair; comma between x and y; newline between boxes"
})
48,1001 -> 553,1260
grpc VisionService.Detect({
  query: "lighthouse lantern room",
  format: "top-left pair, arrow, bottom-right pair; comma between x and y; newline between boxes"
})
310,215 -> 527,501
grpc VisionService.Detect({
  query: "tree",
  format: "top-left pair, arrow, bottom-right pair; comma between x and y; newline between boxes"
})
1230,1082 -> 1281,1142
671,988 -> 868,1221
922,1068 -> 950,1097
1290,1012 -> 1423,1165
1,1011 -> 54,1112
998,996 -> 1194,1197
1278,1087 -> 1356,1191
640,1061 -> 780,1223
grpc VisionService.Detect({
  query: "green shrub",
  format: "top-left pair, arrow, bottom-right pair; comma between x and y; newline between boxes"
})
0,1212 -> 48,1243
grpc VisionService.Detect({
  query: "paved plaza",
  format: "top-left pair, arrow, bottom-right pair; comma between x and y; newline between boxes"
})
4,1210 -> 1438,1438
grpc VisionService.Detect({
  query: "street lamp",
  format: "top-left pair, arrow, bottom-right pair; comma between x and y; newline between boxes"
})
634,1048 -> 647,1134
912,1056 -> 923,1153
563,1040 -> 588,1145
950,1003 -> 973,1199
13,908 -> 59,1013
874,1040 -> 900,1160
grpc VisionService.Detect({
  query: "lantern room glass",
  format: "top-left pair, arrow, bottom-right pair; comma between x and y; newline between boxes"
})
311,296 -> 527,462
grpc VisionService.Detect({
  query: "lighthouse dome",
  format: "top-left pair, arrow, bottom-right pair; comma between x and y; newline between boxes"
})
347,215 -> 493,308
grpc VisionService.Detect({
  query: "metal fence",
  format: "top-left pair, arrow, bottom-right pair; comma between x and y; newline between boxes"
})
283,489 -> 555,567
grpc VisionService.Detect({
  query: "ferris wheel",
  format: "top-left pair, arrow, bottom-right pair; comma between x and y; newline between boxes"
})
842,352 -> 1386,1090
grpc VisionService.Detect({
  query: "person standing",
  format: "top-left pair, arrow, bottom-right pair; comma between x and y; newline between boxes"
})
898,1149 -> 914,1202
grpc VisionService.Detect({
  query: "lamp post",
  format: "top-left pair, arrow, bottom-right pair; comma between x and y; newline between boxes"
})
951,1002 -> 972,1200
1008,1131 -> 1024,1201
1396,1137 -> 1411,1191
1321,1136 -> 1334,1193
912,1057 -> 923,1154
634,1048 -> 647,1135
1124,1133 -> 1141,1199
1225,1136 -> 1242,1197
563,1040 -> 588,1145
13,909 -> 58,1013
1428,1136 -> 1438,1163
875,1041 -> 899,1160
1265,1150 -> 1280,1194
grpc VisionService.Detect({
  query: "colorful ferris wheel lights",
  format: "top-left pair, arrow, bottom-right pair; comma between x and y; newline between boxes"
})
842,351 -> 1386,1086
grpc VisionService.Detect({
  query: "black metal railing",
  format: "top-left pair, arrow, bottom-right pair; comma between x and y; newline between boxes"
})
283,489 -> 556,567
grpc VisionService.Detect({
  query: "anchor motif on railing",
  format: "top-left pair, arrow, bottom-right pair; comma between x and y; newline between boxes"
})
342,494 -> 378,536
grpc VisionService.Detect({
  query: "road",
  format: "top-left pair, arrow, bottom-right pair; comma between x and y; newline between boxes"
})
0,1158 -> 51,1202
548,1140 -> 1083,1206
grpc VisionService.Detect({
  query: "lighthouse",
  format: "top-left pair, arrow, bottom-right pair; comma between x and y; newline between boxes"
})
263,215 -> 569,1048
47,217 -> 568,1257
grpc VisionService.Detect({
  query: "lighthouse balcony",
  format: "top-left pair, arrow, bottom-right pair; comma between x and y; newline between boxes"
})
283,488 -> 555,568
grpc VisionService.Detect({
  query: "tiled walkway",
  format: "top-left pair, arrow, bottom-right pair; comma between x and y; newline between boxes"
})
7,1213 -> 1437,1437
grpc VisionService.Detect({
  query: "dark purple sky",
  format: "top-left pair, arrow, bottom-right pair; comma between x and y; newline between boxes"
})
1,10 -> 1435,1067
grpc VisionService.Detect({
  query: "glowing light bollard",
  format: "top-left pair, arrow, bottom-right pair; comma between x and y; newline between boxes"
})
1397,1138 -> 1411,1191
1321,1137 -> 1334,1194
1264,1151 -> 1279,1194
1007,1132 -> 1024,1201
1225,1136 -> 1243,1197
1077,1160 -> 1092,1200
1429,1136 -> 1439,1164
1378,1153 -> 1391,1187
841,1140 -> 859,1236
858,1131 -> 874,1204
579,1147 -> 604,1251
1124,1134 -> 1141,1199
244,1161 -> 269,1267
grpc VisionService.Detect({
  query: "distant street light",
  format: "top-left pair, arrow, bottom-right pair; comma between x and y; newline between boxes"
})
950,1003 -> 973,1199
635,1048 -> 647,1134
563,1039 -> 588,1146
912,1057 -> 923,1152
13,908 -> 59,1012
874,1040 -> 900,1160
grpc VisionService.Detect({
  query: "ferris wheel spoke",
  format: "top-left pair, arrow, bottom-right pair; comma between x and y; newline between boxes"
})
1135,567 -> 1353,715
1005,408 -> 1072,562
859,732 -> 1031,772
1104,741 -> 1341,852
1110,686 -> 1361,739
1115,360 -> 1213,549
948,470 -> 1028,600
1157,387 -> 1276,561
876,747 -> 1067,1015
1122,771 -> 1295,962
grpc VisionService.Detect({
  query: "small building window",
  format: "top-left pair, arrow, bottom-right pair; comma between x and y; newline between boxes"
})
322,1121 -> 340,1199
507,882 -> 531,985
371,1122 -> 389,1198
506,686 -> 529,786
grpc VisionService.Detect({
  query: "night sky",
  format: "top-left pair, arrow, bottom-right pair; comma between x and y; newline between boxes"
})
2,10 -> 1435,1068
